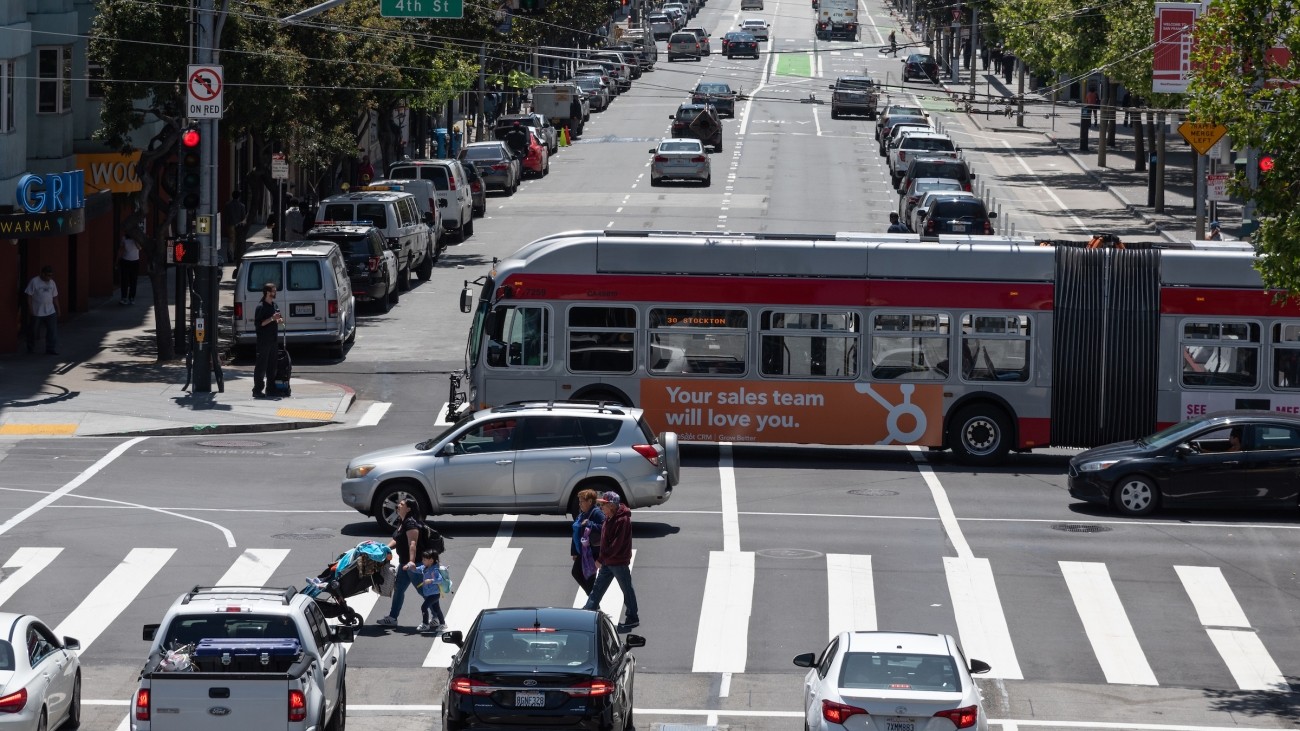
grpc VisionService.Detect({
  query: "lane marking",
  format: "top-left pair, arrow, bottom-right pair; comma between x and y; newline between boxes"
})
572,550 -> 637,617
719,443 -> 741,551
1060,560 -> 1158,685
424,517 -> 520,667
908,446 -> 972,558
55,547 -> 174,652
945,556 -> 1023,679
826,553 -> 875,636
1176,565 -> 1287,691
357,402 -> 392,427
0,547 -> 62,608
1001,139 -> 1088,233
692,549 -> 755,672
0,436 -> 147,538
217,548 -> 290,586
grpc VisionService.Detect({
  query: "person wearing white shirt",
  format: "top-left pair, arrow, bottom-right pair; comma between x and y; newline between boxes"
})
118,234 -> 142,304
24,266 -> 59,355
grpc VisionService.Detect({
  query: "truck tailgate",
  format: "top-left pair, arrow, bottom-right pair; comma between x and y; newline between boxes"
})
146,676 -> 290,731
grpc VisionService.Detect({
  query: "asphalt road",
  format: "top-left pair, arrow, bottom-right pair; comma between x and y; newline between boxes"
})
2,0 -> 1298,728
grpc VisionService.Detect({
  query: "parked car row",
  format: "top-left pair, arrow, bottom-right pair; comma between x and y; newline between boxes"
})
649,0 -> 706,39
567,48 -> 644,117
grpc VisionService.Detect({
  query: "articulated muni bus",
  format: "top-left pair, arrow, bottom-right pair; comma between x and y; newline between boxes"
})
447,230 -> 1300,463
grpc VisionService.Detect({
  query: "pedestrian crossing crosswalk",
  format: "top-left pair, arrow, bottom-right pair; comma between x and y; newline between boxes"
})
0,542 -> 1293,693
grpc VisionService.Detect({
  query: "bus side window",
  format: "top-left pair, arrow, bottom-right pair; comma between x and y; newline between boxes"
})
488,305 -> 550,369
1272,323 -> 1300,389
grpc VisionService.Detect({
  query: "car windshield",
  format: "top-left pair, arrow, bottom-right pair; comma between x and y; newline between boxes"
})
726,32 -> 754,40
889,106 -> 925,116
913,162 -> 968,179
463,146 -> 505,160
916,180 -> 962,194
696,83 -> 730,94
660,141 -> 703,152
839,652 -> 961,692
471,628 -> 595,668
905,138 -> 956,151
1139,418 -> 1210,449
671,33 -> 696,42
838,79 -> 874,90
321,233 -> 372,261
161,614 -> 301,649
676,107 -> 707,119
888,117 -> 928,130
575,78 -> 600,89
932,200 -> 988,219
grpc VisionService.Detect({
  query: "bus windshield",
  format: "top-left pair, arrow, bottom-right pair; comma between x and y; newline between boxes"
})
467,281 -> 493,369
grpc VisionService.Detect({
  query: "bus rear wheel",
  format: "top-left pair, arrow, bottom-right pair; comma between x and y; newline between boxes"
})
948,405 -> 1011,465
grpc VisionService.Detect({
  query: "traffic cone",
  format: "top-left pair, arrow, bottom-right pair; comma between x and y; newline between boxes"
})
559,127 -> 570,147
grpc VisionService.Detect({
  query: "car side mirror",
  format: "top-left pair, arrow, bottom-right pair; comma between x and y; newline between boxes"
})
828,85 -> 835,90
970,172 -> 976,178
969,659 -> 992,674
1174,443 -> 1194,457
442,630 -> 464,646
143,624 -> 160,641
63,636 -> 81,651
649,148 -> 657,153
625,634 -> 646,648
987,211 -> 998,219
917,209 -> 928,219
442,442 -> 459,457
793,652 -> 816,668
424,212 -> 435,226
669,114 -> 675,119
388,242 -> 402,251
460,285 -> 473,313
331,626 -> 355,643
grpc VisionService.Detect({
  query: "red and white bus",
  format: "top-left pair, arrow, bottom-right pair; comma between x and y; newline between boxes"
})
448,231 -> 1300,463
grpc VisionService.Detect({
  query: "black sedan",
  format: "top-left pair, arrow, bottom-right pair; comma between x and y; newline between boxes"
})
441,607 -> 645,731
721,31 -> 759,58
902,53 -> 940,83
1067,410 -> 1300,517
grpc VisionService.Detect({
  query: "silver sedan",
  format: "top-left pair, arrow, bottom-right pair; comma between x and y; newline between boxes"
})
649,138 -> 712,186
0,612 -> 82,731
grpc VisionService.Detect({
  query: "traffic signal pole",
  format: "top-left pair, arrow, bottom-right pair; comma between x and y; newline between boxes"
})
191,0 -> 219,392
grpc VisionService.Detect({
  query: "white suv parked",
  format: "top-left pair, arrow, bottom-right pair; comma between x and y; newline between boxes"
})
888,131 -> 960,187
388,159 -> 476,243
341,402 -> 681,528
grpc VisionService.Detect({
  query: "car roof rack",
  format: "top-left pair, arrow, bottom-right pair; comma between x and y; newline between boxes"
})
181,586 -> 297,605
496,400 -> 626,415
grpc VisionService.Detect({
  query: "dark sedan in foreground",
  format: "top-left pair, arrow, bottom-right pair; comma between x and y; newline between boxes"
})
441,607 -> 645,731
1068,410 -> 1300,516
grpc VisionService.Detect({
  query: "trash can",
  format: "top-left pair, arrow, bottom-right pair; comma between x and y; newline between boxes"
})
435,128 -> 448,159
450,129 -> 463,158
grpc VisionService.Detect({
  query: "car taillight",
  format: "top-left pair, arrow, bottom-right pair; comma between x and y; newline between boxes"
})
289,689 -> 307,722
451,676 -> 494,695
654,155 -> 669,162
0,688 -> 28,714
925,218 -> 936,235
328,299 -> 339,317
234,302 -> 244,320
368,255 -> 381,272
984,219 -> 994,235
133,688 -> 148,720
963,182 -> 973,191
448,177 -> 458,190
472,180 -> 483,192
632,443 -> 661,466
934,705 -> 979,729
490,163 -> 509,171
569,679 -> 615,696
822,699 -> 867,724
690,156 -> 707,163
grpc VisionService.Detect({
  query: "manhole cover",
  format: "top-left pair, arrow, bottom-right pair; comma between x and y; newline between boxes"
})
1050,523 -> 1112,533
195,439 -> 270,448
271,532 -> 336,540
849,488 -> 900,497
756,548 -> 823,560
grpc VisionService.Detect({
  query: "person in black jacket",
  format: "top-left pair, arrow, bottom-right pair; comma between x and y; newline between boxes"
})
252,282 -> 282,398
582,491 -> 639,631
570,489 -> 605,595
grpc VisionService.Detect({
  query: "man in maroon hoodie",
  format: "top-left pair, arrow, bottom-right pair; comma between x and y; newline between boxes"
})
582,491 -> 640,632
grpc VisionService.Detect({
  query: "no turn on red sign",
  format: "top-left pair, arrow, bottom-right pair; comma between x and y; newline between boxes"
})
187,64 -> 224,119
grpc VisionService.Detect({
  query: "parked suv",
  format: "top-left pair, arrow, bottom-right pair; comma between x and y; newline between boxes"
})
387,159 -> 476,243
670,102 -> 723,150
916,193 -> 997,239
888,132 -> 960,187
828,75 -> 878,119
897,156 -> 976,194
315,190 -> 433,287
341,402 -> 681,528
458,141 -> 522,194
305,223 -> 400,313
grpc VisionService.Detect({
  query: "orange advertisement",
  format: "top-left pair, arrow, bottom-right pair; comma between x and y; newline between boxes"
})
639,380 -> 944,445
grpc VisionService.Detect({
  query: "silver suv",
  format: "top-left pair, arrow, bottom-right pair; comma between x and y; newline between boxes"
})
341,402 -> 680,528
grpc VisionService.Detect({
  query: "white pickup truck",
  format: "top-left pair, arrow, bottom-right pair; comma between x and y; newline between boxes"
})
132,586 -> 351,731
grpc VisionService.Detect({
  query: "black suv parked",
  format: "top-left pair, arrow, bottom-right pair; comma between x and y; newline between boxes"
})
307,223 -> 400,312
897,157 -> 976,193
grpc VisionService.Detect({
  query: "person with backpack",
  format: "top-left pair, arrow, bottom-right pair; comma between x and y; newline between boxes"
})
376,497 -> 424,627
413,549 -> 447,633
569,489 -> 605,595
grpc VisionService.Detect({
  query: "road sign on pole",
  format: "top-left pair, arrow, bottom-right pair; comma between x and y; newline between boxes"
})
1207,173 -> 1230,202
187,65 -> 224,119
271,153 -> 289,180
380,0 -> 462,18
1177,121 -> 1228,156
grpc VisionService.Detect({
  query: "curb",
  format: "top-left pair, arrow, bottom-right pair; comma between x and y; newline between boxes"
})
100,420 -> 343,438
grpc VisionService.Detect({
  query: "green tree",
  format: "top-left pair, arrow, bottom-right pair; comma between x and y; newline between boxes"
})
1190,0 -> 1300,289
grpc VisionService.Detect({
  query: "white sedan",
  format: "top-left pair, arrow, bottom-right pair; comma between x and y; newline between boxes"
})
650,138 -> 712,186
0,613 -> 81,731
738,18 -> 770,41
794,631 -> 990,731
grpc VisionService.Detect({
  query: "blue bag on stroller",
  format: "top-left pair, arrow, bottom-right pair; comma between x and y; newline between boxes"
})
304,540 -> 392,627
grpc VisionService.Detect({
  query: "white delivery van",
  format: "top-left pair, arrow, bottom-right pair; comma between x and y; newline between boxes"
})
234,241 -> 356,358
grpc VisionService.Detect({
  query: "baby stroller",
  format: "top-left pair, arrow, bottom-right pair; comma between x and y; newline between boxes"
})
303,540 -> 393,627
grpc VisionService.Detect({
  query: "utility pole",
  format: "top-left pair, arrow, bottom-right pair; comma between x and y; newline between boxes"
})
191,0 -> 220,392
950,0 -> 961,83
967,8 -> 977,103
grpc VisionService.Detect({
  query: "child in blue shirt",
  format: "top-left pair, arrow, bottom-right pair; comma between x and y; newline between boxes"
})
414,549 -> 446,632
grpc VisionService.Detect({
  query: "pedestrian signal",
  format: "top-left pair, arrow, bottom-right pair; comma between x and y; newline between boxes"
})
172,237 -> 200,265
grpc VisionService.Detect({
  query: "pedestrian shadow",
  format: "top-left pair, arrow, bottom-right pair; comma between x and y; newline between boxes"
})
170,392 -> 234,411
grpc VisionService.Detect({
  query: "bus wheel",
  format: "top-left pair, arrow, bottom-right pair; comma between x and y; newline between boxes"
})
1112,475 -> 1159,517
949,406 -> 1011,465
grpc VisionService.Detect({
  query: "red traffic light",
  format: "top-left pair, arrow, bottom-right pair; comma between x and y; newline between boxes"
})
181,127 -> 201,148
1260,155 -> 1275,172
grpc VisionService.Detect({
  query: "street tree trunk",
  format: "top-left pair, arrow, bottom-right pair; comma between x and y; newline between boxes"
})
130,122 -> 182,362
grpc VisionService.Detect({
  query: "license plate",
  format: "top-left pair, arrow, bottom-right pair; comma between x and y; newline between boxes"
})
515,691 -> 546,707
951,223 -> 967,232
886,720 -> 915,731
291,303 -> 314,317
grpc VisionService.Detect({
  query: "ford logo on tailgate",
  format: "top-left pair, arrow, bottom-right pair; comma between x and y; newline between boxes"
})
209,707 -> 232,716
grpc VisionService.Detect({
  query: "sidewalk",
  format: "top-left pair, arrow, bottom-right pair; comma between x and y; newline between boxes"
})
937,66 -> 1240,244
0,225 -> 358,438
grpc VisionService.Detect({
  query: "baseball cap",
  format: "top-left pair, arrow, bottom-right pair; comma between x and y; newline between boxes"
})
1210,221 -> 1221,229
596,491 -> 621,506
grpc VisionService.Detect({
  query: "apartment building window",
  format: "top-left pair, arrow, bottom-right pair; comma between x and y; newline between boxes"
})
38,46 -> 72,114
87,62 -> 105,99
1,60 -> 14,132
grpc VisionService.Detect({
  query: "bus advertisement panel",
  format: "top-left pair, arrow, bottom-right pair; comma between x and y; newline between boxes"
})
639,379 -> 945,445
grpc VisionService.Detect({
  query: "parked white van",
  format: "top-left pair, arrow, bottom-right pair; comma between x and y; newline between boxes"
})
387,159 -> 476,243
234,241 -> 356,358
314,190 -> 434,287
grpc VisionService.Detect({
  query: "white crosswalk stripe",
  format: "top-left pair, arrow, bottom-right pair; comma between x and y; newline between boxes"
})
946,556 -> 1023,680
825,553 -> 876,637
692,550 -> 755,673
217,548 -> 290,586
54,547 -> 174,652
571,550 -> 638,615
1175,565 -> 1287,691
1060,561 -> 1157,685
0,546 -> 62,608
